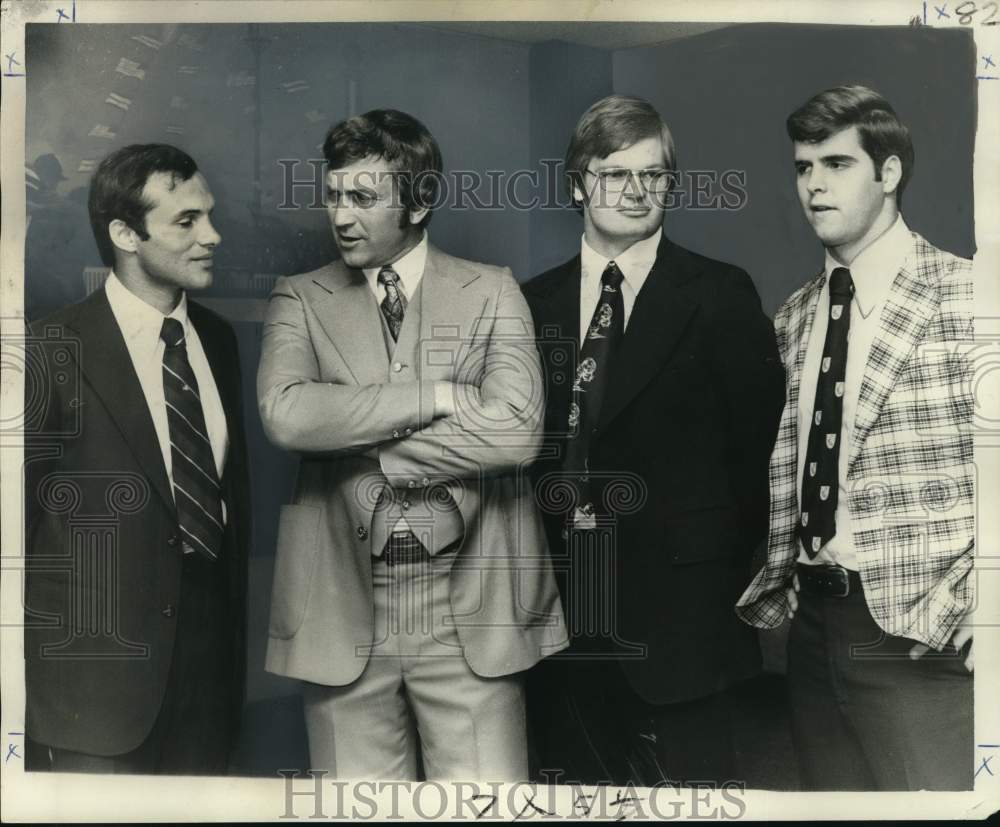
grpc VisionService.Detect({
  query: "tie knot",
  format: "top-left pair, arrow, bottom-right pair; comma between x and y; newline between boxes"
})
160,317 -> 185,348
829,267 -> 854,298
601,260 -> 624,291
378,265 -> 401,287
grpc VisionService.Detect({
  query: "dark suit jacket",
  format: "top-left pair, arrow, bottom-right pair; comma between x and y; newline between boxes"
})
522,234 -> 785,704
24,288 -> 250,757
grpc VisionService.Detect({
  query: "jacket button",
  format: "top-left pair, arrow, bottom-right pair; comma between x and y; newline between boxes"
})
357,525 -> 368,540
161,605 -> 176,618
392,430 -> 400,439
420,477 -> 430,487
404,427 -> 413,436
392,362 -> 403,373
167,535 -> 178,547
407,480 -> 416,489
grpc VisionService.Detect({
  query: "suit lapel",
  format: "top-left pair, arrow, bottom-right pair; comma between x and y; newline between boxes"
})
188,302 -> 239,481
525,258 -> 580,435
769,274 -> 824,520
188,302 -> 235,429
64,290 -> 175,515
311,265 -> 389,385
532,256 -> 581,345
784,275 -> 825,421
417,245 -> 488,380
188,304 -> 248,579
847,249 -> 939,475
596,237 -> 697,433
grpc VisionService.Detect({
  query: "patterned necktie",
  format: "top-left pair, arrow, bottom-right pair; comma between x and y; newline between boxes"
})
378,265 -> 407,341
565,260 -> 626,517
160,317 -> 223,560
798,267 -> 854,558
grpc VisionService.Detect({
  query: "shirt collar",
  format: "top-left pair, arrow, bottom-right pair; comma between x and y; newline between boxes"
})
105,270 -> 189,347
363,232 -> 429,301
823,216 -> 910,318
581,227 -> 661,292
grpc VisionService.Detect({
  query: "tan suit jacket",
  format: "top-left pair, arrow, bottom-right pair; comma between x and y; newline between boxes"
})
258,244 -> 567,685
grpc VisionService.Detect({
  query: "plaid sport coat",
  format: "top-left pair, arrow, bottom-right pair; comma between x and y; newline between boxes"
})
736,231 -> 975,650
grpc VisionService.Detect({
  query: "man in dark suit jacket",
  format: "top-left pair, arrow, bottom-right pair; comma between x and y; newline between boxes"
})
23,144 -> 249,774
522,95 -> 785,786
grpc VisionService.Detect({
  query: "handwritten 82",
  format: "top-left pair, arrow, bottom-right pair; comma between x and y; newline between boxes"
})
930,1 -> 999,25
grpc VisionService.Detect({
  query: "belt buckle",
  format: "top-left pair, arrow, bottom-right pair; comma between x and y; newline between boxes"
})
384,532 -> 425,566
826,565 -> 850,598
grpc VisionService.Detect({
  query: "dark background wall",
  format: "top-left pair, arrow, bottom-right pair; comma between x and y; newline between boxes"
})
25,22 -> 976,314
23,21 -> 977,782
612,24 -> 977,314
528,40 -> 613,276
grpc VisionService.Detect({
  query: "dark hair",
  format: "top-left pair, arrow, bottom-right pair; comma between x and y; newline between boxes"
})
88,144 -> 199,267
322,109 -> 443,229
786,85 -> 914,203
565,94 -> 676,205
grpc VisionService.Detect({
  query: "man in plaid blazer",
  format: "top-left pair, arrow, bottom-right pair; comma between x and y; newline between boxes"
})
736,86 -> 975,791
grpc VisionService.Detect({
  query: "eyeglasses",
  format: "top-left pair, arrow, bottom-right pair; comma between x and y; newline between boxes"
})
583,167 -> 672,193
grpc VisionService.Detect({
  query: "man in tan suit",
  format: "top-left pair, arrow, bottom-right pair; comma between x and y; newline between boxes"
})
258,109 -> 566,780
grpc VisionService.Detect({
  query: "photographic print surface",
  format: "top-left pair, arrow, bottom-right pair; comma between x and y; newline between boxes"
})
2,0 -> 998,821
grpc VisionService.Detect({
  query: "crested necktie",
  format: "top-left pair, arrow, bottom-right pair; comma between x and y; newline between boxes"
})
565,260 -> 626,519
798,267 -> 854,558
160,317 -> 223,560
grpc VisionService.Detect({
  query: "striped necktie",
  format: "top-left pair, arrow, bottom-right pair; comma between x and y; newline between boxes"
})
160,317 -> 223,560
378,265 -> 407,341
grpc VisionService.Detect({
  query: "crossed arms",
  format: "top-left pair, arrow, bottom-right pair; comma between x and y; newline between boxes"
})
256,272 -> 544,481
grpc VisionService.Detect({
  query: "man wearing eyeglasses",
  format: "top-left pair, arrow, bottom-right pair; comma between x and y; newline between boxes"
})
522,94 -> 785,786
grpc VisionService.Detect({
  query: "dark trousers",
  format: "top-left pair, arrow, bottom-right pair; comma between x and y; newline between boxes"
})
787,582 -> 973,791
27,552 -> 235,775
529,657 -> 737,788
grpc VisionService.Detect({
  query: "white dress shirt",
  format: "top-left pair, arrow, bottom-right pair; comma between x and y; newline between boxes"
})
796,216 -> 911,569
579,228 -> 661,346
363,231 -> 429,304
105,272 -> 229,519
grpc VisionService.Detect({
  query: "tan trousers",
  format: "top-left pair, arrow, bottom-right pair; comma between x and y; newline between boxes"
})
302,549 -> 527,780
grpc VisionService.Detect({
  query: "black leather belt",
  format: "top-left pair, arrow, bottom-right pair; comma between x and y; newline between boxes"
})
381,532 -> 429,566
379,533 -> 461,566
795,563 -> 862,598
